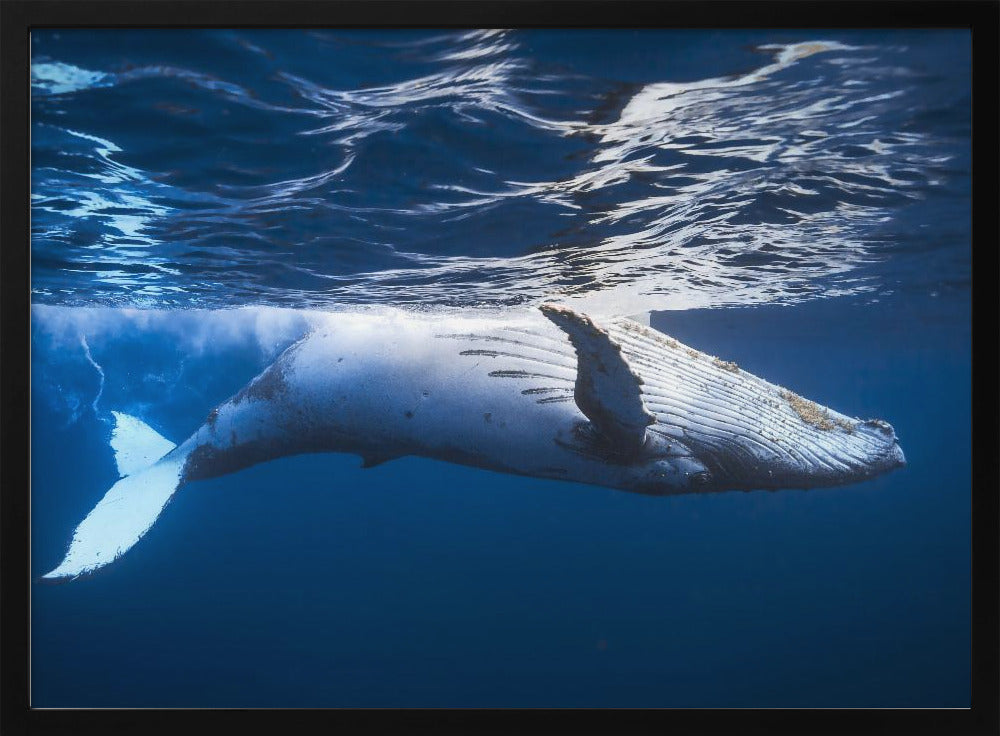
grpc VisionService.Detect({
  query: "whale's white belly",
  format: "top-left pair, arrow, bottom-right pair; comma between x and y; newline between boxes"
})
269,310 -> 589,475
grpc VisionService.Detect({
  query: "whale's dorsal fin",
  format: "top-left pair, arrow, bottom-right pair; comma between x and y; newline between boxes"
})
539,304 -> 654,454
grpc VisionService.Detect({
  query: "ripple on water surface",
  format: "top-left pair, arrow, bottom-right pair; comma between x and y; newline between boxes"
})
30,30 -> 970,314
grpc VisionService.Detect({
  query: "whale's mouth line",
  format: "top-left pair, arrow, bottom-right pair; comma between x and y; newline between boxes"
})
695,440 -> 905,492
655,414 -> 906,493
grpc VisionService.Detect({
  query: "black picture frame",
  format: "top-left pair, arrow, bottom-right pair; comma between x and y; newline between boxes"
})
2,2 -> 997,734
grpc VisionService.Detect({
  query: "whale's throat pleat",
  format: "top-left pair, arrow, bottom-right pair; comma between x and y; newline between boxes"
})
603,317 -> 795,483
438,326 -> 577,402
603,317 -> 883,488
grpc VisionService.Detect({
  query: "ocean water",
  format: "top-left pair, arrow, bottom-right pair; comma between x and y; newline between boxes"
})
30,29 -> 970,708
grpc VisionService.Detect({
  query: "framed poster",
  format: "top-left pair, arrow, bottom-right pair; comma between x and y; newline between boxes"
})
2,2 -> 996,734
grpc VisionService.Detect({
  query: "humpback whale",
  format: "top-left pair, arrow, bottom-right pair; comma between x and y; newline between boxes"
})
43,305 -> 905,580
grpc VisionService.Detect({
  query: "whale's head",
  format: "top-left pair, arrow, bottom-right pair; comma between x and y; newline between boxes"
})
540,308 -> 906,496
693,414 -> 906,492
631,395 -> 906,495
603,325 -> 906,494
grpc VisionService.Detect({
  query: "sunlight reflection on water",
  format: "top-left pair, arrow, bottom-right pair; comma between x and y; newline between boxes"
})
31,31 -> 967,314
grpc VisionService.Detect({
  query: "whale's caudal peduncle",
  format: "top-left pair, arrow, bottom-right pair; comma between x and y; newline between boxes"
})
42,306 -> 905,581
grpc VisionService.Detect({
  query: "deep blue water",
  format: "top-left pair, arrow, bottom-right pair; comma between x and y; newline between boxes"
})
31,30 -> 970,707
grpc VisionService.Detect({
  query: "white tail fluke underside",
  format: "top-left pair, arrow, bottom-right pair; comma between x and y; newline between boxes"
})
42,413 -> 184,581
109,411 -> 176,477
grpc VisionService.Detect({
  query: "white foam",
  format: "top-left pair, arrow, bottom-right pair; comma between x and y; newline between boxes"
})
32,304 -> 324,358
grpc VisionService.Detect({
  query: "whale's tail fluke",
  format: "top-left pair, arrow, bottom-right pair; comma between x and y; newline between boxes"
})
42,413 -> 188,581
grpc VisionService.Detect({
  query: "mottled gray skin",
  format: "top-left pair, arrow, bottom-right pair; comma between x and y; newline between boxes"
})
173,308 -> 905,496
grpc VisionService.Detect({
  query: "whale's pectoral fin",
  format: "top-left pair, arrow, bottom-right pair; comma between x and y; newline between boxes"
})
41,413 -> 188,581
540,304 -> 655,454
